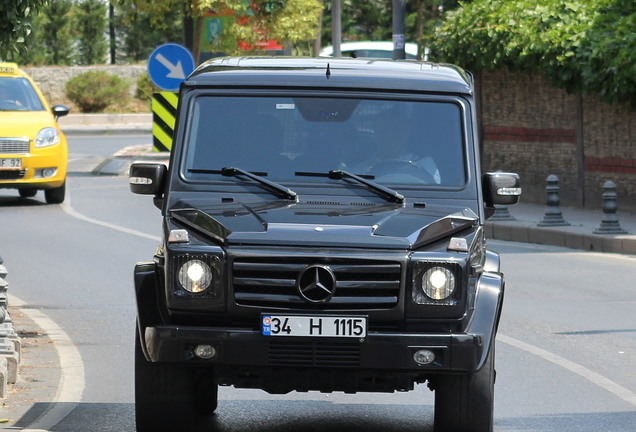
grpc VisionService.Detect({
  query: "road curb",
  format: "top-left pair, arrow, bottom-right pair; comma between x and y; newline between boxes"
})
92,144 -> 169,176
486,221 -> 636,255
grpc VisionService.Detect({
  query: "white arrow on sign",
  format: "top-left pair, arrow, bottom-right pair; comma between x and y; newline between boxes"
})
155,53 -> 185,79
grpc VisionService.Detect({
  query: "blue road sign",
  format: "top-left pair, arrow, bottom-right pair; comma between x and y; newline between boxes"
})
148,43 -> 195,92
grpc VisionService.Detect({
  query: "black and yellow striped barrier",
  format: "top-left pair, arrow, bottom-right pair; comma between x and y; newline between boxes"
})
152,92 -> 179,152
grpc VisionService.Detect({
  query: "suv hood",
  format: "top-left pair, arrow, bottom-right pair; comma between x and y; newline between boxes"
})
170,200 -> 479,250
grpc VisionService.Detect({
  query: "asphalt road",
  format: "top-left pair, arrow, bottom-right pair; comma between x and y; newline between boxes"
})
1,133 -> 635,431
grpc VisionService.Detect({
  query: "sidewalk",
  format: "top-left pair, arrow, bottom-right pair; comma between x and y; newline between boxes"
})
59,113 -> 636,256
487,203 -> 636,255
58,112 -> 152,135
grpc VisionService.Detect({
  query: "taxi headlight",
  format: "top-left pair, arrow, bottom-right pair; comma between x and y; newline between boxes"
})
177,259 -> 214,293
35,127 -> 60,148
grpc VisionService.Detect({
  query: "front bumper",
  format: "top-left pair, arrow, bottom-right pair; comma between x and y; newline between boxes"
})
0,144 -> 67,189
143,325 -> 486,371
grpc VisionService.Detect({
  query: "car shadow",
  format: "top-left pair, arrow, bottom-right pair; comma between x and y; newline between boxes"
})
0,195 -> 46,206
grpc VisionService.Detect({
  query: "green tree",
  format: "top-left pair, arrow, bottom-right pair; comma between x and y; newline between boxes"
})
116,0 -> 322,60
0,0 -> 48,60
75,0 -> 109,65
430,0 -> 636,105
114,3 -> 183,63
12,9 -> 47,65
41,0 -> 75,65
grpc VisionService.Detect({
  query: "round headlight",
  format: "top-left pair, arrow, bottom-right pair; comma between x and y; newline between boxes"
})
421,267 -> 455,300
35,127 -> 60,147
178,259 -> 213,293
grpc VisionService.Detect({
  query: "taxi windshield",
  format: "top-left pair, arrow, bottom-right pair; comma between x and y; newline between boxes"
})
0,77 -> 45,112
183,95 -> 467,187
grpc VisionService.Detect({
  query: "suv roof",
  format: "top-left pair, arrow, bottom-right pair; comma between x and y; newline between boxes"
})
187,57 -> 473,95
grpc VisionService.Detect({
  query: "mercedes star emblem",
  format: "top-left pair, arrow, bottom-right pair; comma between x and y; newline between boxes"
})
297,265 -> 337,303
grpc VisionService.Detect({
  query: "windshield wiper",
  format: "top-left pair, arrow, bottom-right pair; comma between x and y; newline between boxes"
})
296,170 -> 404,204
189,167 -> 298,201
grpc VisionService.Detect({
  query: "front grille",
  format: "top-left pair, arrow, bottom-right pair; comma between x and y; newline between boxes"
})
233,258 -> 401,309
0,138 -> 30,154
268,339 -> 360,366
0,169 -> 25,180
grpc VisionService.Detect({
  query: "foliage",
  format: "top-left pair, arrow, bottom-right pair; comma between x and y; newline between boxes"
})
65,70 -> 130,113
321,0 -> 391,44
75,0 -> 109,65
41,0 -> 75,65
430,0 -> 636,105
117,0 -> 323,55
11,9 -> 47,65
114,3 -> 183,63
135,72 -> 160,102
0,0 -> 48,60
12,0 -> 75,66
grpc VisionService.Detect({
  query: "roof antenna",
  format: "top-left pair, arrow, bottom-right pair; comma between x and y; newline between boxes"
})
326,63 -> 331,79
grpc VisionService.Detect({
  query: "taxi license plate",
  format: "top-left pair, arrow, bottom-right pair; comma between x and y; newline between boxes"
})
262,315 -> 367,338
0,158 -> 21,169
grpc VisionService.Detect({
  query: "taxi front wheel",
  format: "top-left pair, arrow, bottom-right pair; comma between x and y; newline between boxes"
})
19,188 -> 37,198
45,180 -> 65,204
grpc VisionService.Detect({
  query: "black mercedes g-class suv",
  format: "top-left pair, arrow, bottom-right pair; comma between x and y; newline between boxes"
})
130,57 -> 520,432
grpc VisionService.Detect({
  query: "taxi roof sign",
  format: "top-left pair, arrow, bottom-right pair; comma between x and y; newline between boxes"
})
0,63 -> 19,75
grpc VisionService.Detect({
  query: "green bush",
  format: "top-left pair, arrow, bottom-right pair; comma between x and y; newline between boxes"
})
135,72 -> 159,102
65,70 -> 130,113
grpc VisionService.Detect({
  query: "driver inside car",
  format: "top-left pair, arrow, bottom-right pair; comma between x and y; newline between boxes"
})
362,107 -> 441,184
0,82 -> 24,108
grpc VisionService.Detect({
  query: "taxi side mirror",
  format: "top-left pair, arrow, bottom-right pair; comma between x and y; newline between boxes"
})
52,104 -> 70,120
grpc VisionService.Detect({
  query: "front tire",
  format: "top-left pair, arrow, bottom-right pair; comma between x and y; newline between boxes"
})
19,188 -> 37,198
135,331 -> 218,431
45,181 -> 66,204
433,342 -> 495,432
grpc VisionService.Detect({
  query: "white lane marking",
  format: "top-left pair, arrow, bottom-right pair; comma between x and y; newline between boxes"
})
60,194 -> 161,242
11,296 -> 85,431
11,192 -> 157,430
498,333 -> 636,407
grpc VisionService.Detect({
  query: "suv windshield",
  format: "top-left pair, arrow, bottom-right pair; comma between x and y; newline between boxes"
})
183,95 -> 467,187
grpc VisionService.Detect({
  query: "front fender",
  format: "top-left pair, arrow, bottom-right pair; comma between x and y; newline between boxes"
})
134,261 -> 163,361
452,271 -> 504,370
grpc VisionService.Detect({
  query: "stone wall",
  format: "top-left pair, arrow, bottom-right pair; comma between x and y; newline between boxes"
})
23,65 -> 147,106
479,68 -> 636,212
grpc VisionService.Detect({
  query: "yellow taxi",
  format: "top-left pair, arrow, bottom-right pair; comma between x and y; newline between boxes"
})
0,62 -> 69,204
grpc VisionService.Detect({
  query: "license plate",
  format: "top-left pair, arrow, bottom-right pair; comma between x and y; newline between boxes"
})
0,158 -> 21,169
262,315 -> 367,338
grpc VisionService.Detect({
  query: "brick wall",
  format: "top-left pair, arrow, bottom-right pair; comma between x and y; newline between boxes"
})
479,68 -> 636,212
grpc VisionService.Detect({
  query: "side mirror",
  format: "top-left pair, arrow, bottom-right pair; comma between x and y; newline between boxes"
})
483,172 -> 521,207
130,163 -> 167,197
51,104 -> 70,120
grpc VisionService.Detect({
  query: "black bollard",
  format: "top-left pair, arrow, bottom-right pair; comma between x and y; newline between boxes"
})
538,174 -> 570,226
490,205 -> 516,221
594,181 -> 628,234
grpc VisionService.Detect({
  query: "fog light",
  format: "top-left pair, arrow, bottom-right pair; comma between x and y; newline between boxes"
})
413,349 -> 435,365
194,344 -> 216,359
35,168 -> 58,179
